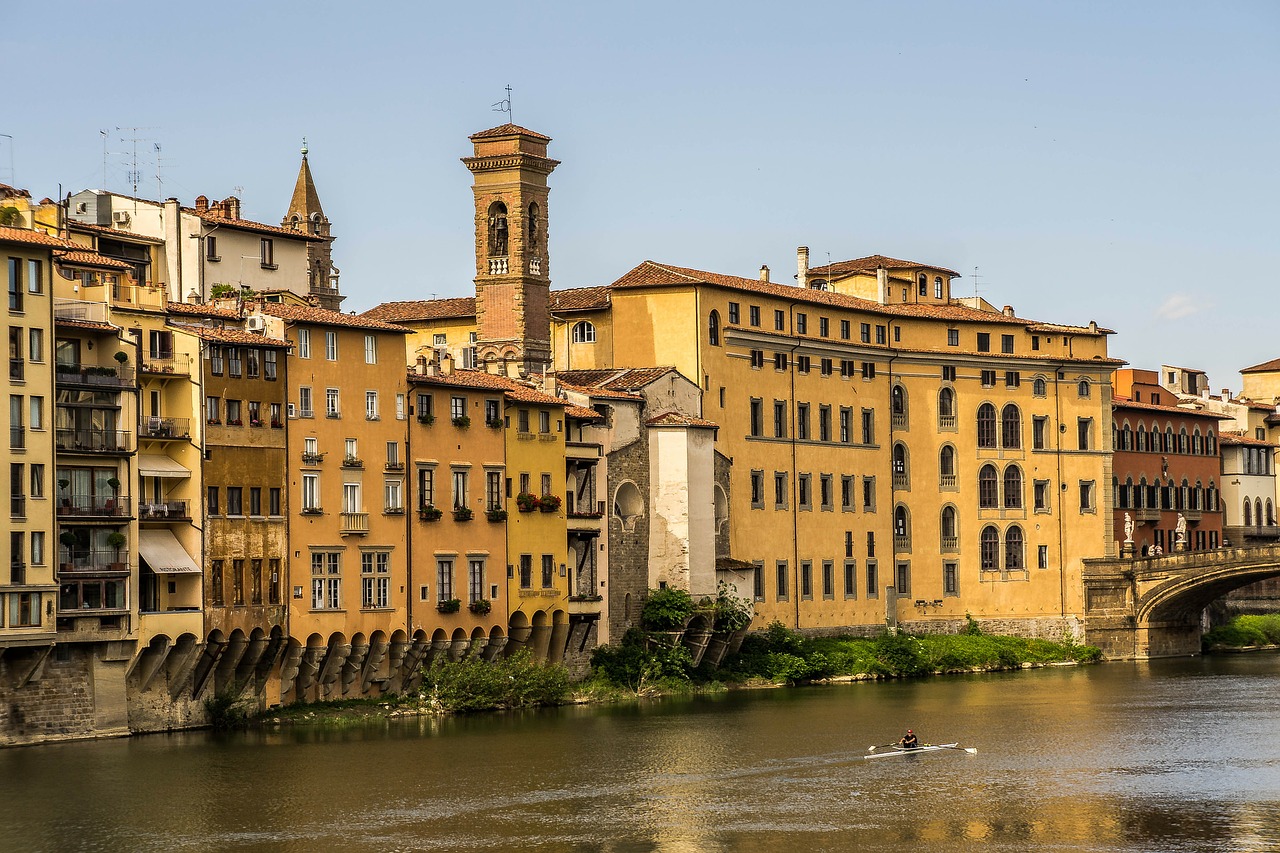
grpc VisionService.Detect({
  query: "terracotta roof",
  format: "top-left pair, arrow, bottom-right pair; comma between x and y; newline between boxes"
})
555,367 -> 678,392
362,296 -> 476,323
564,404 -> 604,421
166,302 -> 242,320
612,261 -> 1071,328
1231,397 -> 1277,412
550,286 -> 611,312
259,302 -> 411,333
68,221 -> 165,244
469,123 -> 551,141
175,324 -> 290,348
1219,431 -> 1273,447
197,212 -> 326,242
1026,321 -> 1117,335
1242,358 -> 1280,374
55,318 -> 117,332
1112,397 -> 1232,419
806,254 -> 961,278
55,249 -> 133,271
0,226 -> 72,248
645,411 -> 719,429
0,183 -> 32,199
407,369 -> 568,406
555,381 -> 644,402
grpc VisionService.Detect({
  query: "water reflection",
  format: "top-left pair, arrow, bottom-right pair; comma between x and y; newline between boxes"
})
2,657 -> 1279,852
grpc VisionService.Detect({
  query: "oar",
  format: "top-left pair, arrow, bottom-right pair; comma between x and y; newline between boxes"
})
868,743 -> 900,753
941,745 -> 978,754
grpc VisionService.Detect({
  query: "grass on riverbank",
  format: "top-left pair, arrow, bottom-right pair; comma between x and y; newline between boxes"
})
1203,614 -> 1280,650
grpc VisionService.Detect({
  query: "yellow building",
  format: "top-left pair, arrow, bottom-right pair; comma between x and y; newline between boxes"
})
3,225 -> 60,646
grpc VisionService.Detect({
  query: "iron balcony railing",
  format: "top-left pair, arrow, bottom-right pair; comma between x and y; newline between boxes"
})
57,495 -> 131,518
139,500 -> 190,521
140,417 -> 190,440
55,364 -> 135,388
55,428 -> 131,453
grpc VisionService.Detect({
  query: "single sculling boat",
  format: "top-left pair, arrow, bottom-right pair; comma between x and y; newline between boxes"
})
865,742 -> 977,759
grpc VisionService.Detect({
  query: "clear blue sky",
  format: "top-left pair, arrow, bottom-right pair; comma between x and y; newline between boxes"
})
5,1 -> 1278,390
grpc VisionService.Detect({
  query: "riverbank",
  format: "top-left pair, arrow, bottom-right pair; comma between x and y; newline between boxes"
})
246,623 -> 1101,729
1203,613 -> 1280,653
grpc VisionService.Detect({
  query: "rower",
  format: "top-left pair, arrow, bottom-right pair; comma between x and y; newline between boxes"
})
899,729 -> 919,749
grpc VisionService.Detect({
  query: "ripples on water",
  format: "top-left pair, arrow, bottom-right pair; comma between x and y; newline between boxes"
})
3,656 -> 1279,852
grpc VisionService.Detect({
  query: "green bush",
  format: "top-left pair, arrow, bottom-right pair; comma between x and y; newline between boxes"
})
421,650 -> 569,712
591,628 -> 695,690
641,587 -> 695,631
1203,614 -> 1280,649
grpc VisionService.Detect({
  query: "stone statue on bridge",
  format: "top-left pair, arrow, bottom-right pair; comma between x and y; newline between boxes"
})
1123,513 -> 1134,544
1175,513 -> 1188,550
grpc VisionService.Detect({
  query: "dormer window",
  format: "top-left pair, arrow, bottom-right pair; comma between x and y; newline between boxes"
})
572,321 -> 596,344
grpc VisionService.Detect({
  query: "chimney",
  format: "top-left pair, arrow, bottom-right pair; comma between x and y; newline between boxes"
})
796,247 -> 809,289
163,198 -> 182,302
415,354 -> 428,375
876,267 -> 888,303
194,195 -> 209,214
439,352 -> 454,376
1003,305 -> 1015,318
1088,320 -> 1098,333
1222,388 -> 1230,401
225,196 -> 241,219
759,265 -> 770,283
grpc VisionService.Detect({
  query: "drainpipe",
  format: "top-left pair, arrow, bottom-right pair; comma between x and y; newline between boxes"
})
786,301 -> 801,629
1053,364 -> 1067,618
887,349 -> 899,618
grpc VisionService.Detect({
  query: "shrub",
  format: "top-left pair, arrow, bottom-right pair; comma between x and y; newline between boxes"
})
872,631 -> 930,676
422,650 -> 569,712
713,580 -> 753,633
641,587 -> 695,631
590,629 -> 695,691
205,693 -> 252,730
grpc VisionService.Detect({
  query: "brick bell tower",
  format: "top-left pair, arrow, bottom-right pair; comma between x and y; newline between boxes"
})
462,123 -> 559,376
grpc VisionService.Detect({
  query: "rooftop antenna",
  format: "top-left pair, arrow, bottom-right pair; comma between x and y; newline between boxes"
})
0,133 -> 13,186
972,265 -> 982,300
154,142 -> 175,200
492,84 -> 513,125
117,126 -> 158,215
100,129 -> 110,189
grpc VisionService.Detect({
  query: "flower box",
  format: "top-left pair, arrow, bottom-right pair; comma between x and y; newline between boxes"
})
437,598 -> 461,614
515,492 -> 539,513
453,506 -> 474,522
468,599 -> 492,615
486,508 -> 508,523
419,506 -> 443,522
451,415 -> 471,428
537,494 -> 562,513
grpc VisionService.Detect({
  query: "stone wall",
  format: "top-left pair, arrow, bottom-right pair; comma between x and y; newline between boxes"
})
0,644 -> 129,747
606,437 -> 651,644
793,615 -> 1084,643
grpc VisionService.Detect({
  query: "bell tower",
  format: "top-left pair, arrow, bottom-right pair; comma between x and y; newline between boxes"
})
283,140 -> 343,310
462,123 -> 559,375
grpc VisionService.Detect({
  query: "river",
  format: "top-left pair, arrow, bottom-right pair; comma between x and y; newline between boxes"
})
3,655 -> 1278,853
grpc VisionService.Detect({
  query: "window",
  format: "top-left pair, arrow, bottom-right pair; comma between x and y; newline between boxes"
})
749,305 -> 761,327
774,309 -> 785,331
298,329 -> 311,359
227,347 -> 242,377
1002,404 -> 1021,448
944,561 -> 958,596
774,472 -> 788,509
840,359 -> 855,378
1038,545 -> 1049,569
27,259 -> 43,295
1034,480 -> 1050,512
325,388 -> 339,418
796,355 -> 810,374
875,325 -> 886,345
207,486 -> 220,515
939,445 -> 956,487
839,407 -> 851,443
1005,526 -> 1025,571
437,559 -> 454,601
750,470 -> 764,508
1003,466 -> 1023,509
269,487 -> 281,516
979,465 -> 999,508
980,369 -> 996,387
918,274 -> 927,297
840,319 -> 850,339
232,560 -> 244,605
486,471 -> 502,510
799,561 -> 813,599
1005,371 -> 1020,388
572,321 -> 596,343
1079,480 -> 1096,512
819,317 -> 829,337
325,331 -> 337,361
311,552 -> 341,609
977,332 -> 990,353
796,403 -> 810,440
362,552 -> 390,608
469,559 -> 485,603
226,399 -> 242,425
820,474 -> 833,510
249,487 -> 262,516
7,257 -> 22,311
1033,416 -> 1047,450
941,364 -> 956,382
981,526 -> 1000,571
541,554 -> 555,588
977,404 -> 996,448
364,334 -> 377,364
844,561 -> 857,598
818,405 -> 831,442
28,327 -> 42,363
946,328 -> 959,347
1077,418 -> 1093,451
384,478 -> 403,512
538,410 -> 551,434
260,237 -> 275,267
1033,377 -> 1046,396
860,323 -> 871,343
1077,379 -> 1091,398
776,561 -> 789,600
749,398 -> 763,437
302,473 -> 319,511
862,476 -> 876,512
210,560 -> 224,606
773,352 -> 788,371
895,562 -> 910,596
861,361 -> 876,380
452,469 -> 468,509
797,473 -> 811,510
366,391 -> 379,420
820,358 -> 833,377
728,302 -> 740,324
519,555 -> 532,588
773,401 -> 787,438
934,277 -> 943,299
753,562 -> 765,601
708,311 -> 720,346
749,349 -> 764,369
861,409 -> 874,445
1001,334 -> 1014,354
866,562 -> 878,598
206,396 -> 221,424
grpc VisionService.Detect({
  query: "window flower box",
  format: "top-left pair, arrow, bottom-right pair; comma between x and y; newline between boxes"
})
419,505 -> 443,522
486,508 -> 507,522
227,419 -> 243,426
342,456 -> 363,468
453,506 -> 474,522
516,492 -> 539,513
451,415 -> 471,428
437,598 -> 461,614
485,418 -> 503,429
417,413 -> 435,424
537,494 -> 562,513
468,599 -> 492,615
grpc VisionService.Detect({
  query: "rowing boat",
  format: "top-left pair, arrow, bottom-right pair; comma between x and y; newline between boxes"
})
865,742 -> 971,759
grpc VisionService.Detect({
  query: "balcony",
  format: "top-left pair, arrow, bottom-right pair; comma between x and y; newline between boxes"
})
111,284 -> 166,311
140,417 -> 190,440
941,535 -> 958,553
141,353 -> 191,377
1224,525 -> 1280,544
339,511 -> 369,535
57,495 -> 131,519
301,451 -> 325,465
341,456 -> 363,469
55,428 -> 131,454
53,298 -> 109,324
384,460 -> 405,472
59,549 -> 129,574
1134,507 -> 1162,523
891,412 -> 908,431
1181,509 -> 1203,523
139,500 -> 191,522
894,535 -> 911,553
565,441 -> 603,461
55,363 -> 135,389
939,474 -> 957,490
938,414 -> 957,431
892,473 -> 909,490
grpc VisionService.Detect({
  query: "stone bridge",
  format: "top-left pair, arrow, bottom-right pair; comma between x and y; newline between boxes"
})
1082,544 -> 1280,659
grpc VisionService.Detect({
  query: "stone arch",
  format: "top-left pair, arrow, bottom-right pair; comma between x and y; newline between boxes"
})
486,201 -> 508,256
448,628 -> 470,661
893,504 -> 911,549
613,480 -> 644,532
713,483 -> 729,535
1138,556 -> 1280,626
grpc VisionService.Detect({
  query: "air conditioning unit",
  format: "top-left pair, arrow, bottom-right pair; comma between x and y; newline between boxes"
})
245,316 -> 266,332
112,210 -> 131,226
287,403 -> 297,419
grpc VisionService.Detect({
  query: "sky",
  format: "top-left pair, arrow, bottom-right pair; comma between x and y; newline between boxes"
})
4,1 -> 1278,390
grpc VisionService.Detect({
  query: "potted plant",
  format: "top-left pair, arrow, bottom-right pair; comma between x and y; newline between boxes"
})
113,351 -> 129,365
419,505 -> 443,521
486,508 -> 507,522
468,598 -> 492,615
106,531 -> 127,570
485,417 -> 503,429
106,476 -> 121,492
516,492 -> 539,513
452,506 -> 474,522
417,412 -> 435,424
436,598 -> 461,614
451,414 -> 471,428
57,478 -> 70,491
59,531 -> 77,549
537,494 -> 562,513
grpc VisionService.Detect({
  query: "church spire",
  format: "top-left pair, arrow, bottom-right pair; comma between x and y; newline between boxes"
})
286,139 -> 325,224
282,141 -> 342,310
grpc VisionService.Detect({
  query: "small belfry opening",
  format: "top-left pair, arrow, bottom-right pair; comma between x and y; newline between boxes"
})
487,202 -> 508,257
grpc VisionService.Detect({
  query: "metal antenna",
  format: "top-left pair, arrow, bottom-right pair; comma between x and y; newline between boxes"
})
972,265 -> 981,300
117,126 -> 158,216
0,134 -> 13,186
492,85 -> 513,124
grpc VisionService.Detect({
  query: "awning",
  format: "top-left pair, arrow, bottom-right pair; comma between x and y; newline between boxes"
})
138,454 -> 191,479
138,529 -> 201,574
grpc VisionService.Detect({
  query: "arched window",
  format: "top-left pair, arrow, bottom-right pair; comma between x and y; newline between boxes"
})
1179,479 -> 1189,511
1121,423 -> 1133,451
1005,526 -> 1025,571
980,526 -> 1000,571
1137,424 -> 1147,452
572,321 -> 596,344
892,443 -> 908,478
979,464 -> 999,508
290,214 -> 300,227
528,202 -> 540,252
1244,498 -> 1253,527
941,505 -> 957,541
708,310 -> 721,347
487,202 -> 509,256
918,273 -> 928,297
934,276 -> 943,299
310,212 -> 322,235
1207,431 -> 1217,455
1001,404 -> 1021,449
1165,427 -> 1175,454
1003,465 -> 1023,509
938,387 -> 955,428
1032,377 -> 1046,397
1268,499 -> 1275,525
1205,482 -> 1216,512
1192,428 -> 1203,455
939,445 -> 956,486
977,403 -> 997,448
892,385 -> 906,415
894,505 -> 910,547
1192,481 -> 1203,511
1077,379 -> 1091,398
1178,428 -> 1189,454
1256,499 -> 1264,529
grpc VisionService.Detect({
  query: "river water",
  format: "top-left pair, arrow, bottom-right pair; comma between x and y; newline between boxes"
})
3,655 -> 1279,853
